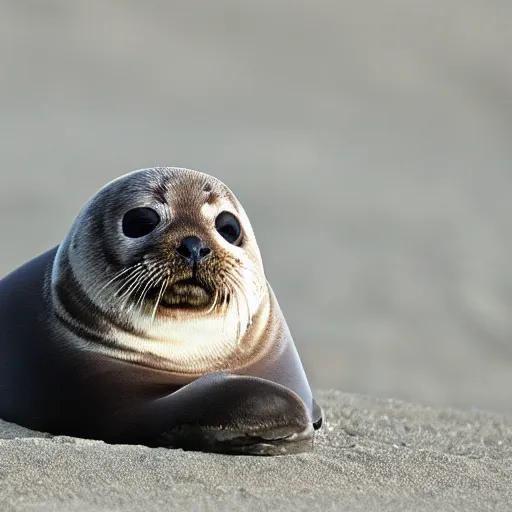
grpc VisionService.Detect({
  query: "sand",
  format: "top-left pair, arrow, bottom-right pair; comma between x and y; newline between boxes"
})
1,390 -> 511,511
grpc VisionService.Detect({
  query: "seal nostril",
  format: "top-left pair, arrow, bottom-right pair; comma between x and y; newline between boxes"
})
176,236 -> 212,263
199,247 -> 211,258
176,244 -> 192,259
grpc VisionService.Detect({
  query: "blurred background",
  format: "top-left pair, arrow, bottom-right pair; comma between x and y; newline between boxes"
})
1,1 -> 511,414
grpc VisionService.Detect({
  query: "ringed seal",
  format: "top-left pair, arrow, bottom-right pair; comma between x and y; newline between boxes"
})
0,167 -> 322,455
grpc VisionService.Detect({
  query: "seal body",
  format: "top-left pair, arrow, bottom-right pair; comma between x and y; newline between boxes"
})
0,167 -> 321,455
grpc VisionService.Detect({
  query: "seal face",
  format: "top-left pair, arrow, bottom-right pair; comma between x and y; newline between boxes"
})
0,167 -> 322,455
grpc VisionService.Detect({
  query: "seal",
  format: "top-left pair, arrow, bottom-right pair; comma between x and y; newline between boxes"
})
0,167 -> 322,455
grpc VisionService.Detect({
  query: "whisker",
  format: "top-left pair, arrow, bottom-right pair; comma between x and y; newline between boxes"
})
226,271 -> 250,313
134,275 -> 157,309
224,273 -> 241,341
233,273 -> 253,327
206,288 -> 219,314
93,263 -> 143,300
224,259 -> 265,302
151,274 -> 169,322
116,269 -> 147,301
119,274 -> 149,313
225,273 -> 250,339
220,278 -> 230,336
225,272 -> 251,342
136,268 -> 165,314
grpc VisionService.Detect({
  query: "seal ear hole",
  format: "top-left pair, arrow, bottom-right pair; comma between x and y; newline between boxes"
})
215,211 -> 242,246
122,207 -> 160,238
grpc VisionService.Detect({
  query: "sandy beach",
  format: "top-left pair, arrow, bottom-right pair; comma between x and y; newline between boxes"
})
1,391 -> 511,511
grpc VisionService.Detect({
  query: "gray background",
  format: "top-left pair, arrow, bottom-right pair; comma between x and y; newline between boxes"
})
1,1 -> 511,414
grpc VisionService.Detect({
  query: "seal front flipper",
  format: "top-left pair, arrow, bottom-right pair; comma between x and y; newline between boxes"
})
143,373 -> 315,455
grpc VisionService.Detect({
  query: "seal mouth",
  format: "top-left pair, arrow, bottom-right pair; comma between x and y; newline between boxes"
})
153,277 -> 213,310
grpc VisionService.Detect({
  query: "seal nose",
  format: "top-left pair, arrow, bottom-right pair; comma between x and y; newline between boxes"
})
176,236 -> 212,264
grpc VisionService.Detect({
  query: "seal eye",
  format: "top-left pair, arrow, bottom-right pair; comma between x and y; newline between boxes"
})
122,207 -> 160,238
215,211 -> 242,245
